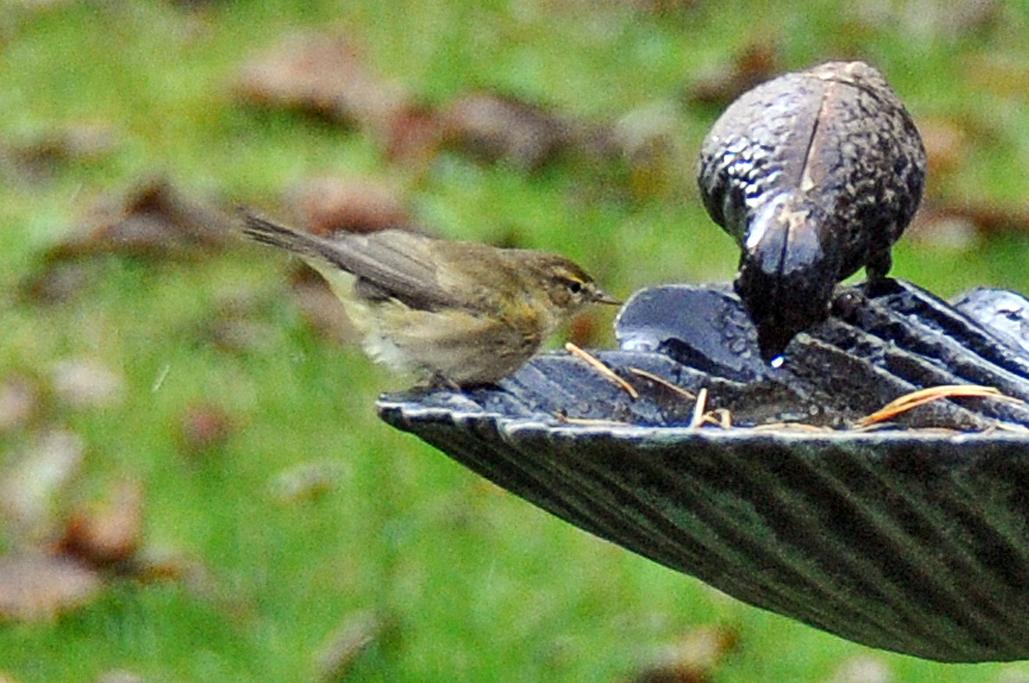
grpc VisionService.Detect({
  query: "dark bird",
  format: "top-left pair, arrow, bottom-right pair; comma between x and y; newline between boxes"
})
697,61 -> 926,361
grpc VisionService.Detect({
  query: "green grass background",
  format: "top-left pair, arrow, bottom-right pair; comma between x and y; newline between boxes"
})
1,1 -> 1028,681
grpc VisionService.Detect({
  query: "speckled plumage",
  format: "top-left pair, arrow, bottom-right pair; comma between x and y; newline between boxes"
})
698,61 -> 927,359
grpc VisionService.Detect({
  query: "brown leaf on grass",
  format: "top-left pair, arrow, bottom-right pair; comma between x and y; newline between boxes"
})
236,31 -> 410,138
684,41 -> 779,107
383,103 -> 444,168
315,610 -> 392,682
43,178 -> 233,262
626,625 -> 740,683
917,117 -> 969,180
907,201 -> 1029,246
0,430 -> 85,540
56,479 -> 144,569
287,176 -> 413,236
23,179 -> 234,303
441,92 -> 576,171
178,403 -> 234,456
824,654 -> 893,683
51,357 -> 125,410
0,552 -> 102,621
0,375 -> 41,434
3,123 -> 118,184
18,261 -> 93,305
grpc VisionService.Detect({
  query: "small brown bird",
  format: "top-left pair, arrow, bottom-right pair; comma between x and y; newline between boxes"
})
242,214 -> 618,386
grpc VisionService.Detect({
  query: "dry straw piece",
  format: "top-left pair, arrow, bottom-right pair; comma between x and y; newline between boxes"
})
689,387 -> 709,429
564,342 -> 639,399
626,367 -> 696,401
856,384 -> 1023,428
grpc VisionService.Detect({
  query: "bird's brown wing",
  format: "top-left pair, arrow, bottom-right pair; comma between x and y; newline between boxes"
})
242,213 -> 456,312
335,229 -> 459,311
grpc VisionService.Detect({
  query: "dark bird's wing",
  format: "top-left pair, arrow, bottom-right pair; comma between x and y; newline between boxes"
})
241,213 -> 455,311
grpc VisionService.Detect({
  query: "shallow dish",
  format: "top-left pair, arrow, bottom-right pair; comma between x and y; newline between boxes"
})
378,280 -> 1029,662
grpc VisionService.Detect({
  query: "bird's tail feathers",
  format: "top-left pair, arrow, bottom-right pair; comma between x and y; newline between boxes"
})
240,211 -> 338,266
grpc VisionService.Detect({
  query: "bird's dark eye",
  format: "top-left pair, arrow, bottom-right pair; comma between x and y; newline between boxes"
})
567,280 -> 583,294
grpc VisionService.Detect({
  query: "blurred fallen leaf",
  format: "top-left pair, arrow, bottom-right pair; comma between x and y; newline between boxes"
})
18,261 -> 93,305
907,201 -> 1029,245
0,429 -> 85,540
3,123 -> 118,185
44,178 -> 233,262
825,654 -> 893,683
441,92 -> 575,171
236,30 -> 409,139
57,478 -> 144,569
287,176 -> 413,236
625,625 -> 740,683
178,403 -> 234,455
22,179 -> 234,304
51,357 -> 125,410
383,103 -> 444,169
315,610 -> 392,682
0,375 -> 40,434
268,459 -> 347,504
0,552 -> 101,621
684,41 -> 779,107
916,117 -> 969,181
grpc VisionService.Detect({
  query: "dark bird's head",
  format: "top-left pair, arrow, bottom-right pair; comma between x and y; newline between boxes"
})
734,194 -> 842,362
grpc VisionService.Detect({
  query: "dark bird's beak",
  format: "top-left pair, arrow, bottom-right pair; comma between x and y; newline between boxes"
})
736,198 -> 840,363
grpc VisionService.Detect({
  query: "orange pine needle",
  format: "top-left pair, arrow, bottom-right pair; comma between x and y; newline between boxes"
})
857,384 -> 1022,428
626,367 -> 696,401
564,342 -> 639,400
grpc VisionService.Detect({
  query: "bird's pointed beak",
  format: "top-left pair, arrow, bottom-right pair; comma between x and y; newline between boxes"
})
593,288 -> 622,306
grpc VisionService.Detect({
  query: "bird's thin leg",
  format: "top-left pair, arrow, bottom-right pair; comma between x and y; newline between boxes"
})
866,246 -> 892,283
